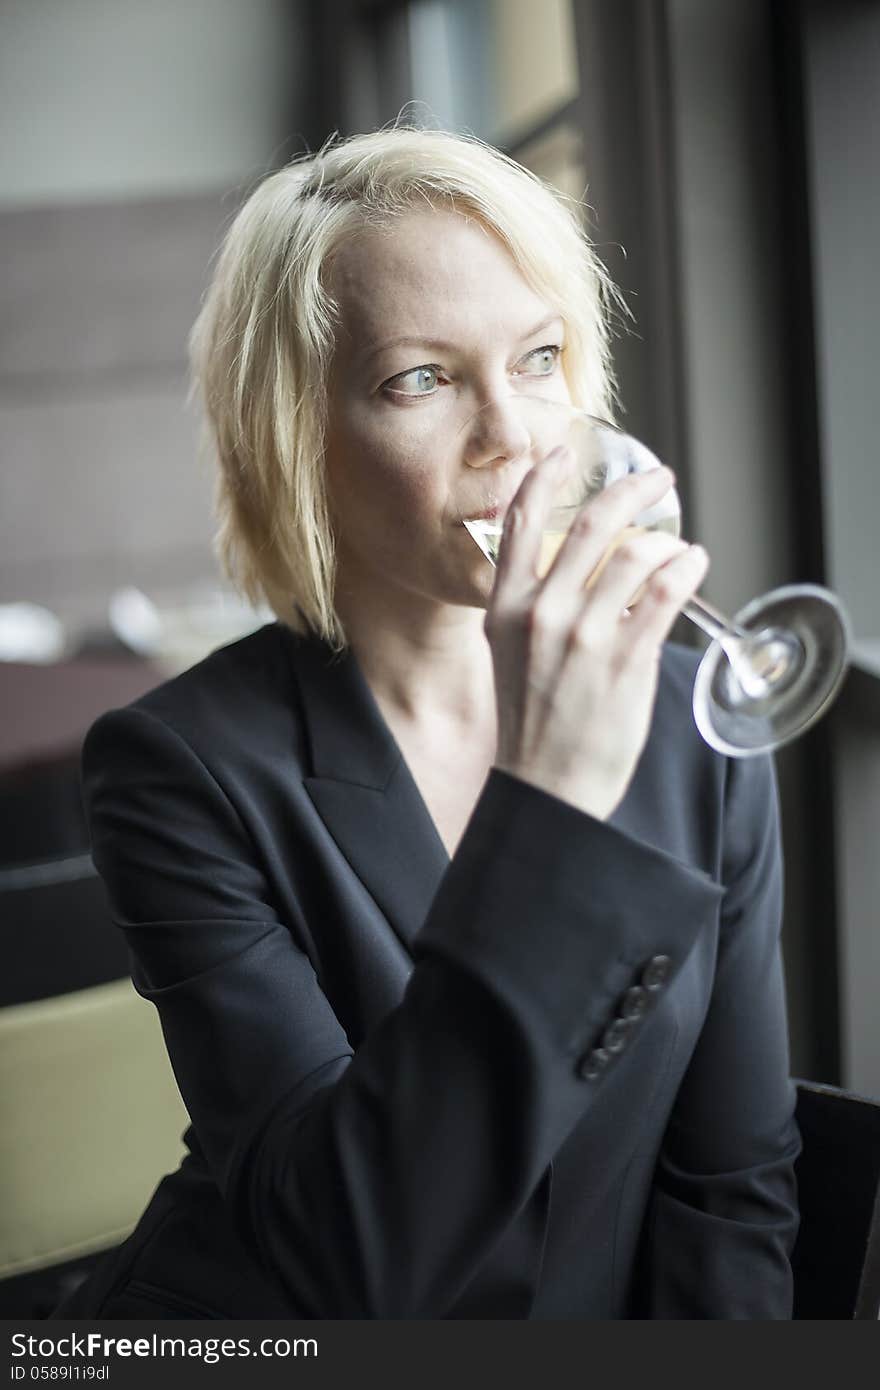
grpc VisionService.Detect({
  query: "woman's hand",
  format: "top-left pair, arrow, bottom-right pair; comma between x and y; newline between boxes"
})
485,446 -> 710,821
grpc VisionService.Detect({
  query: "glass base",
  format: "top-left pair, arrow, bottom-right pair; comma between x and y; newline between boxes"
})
692,583 -> 851,757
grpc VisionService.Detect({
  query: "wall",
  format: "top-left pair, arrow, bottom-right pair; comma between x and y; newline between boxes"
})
0,0 -> 305,645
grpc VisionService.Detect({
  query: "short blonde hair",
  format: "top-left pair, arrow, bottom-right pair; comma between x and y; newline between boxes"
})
190,125 -> 623,651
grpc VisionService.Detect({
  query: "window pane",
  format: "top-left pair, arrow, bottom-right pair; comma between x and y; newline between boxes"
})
407,0 -> 577,142
512,122 -> 586,211
490,0 -> 577,140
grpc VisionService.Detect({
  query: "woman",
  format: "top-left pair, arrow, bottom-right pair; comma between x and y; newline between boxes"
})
51,126 -> 800,1320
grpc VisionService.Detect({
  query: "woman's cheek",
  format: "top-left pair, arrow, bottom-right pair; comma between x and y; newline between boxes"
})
371,429 -> 441,496
347,403 -> 449,517
382,463 -> 438,527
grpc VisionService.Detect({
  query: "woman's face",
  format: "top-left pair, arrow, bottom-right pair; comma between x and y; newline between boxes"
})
322,206 -> 573,614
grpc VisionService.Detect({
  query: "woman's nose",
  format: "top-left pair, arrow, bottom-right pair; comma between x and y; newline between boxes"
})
461,397 -> 532,470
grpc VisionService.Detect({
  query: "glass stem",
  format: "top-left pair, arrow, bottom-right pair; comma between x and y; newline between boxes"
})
682,595 -> 750,645
683,597 -> 768,697
682,596 -> 804,702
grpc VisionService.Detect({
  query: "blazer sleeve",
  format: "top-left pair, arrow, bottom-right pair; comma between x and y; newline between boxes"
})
634,750 -> 802,1318
82,703 -> 724,1318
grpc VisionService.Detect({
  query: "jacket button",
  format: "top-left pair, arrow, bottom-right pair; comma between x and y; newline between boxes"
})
578,1046 -> 611,1081
601,1017 -> 633,1053
620,985 -> 649,1019
641,954 -> 672,991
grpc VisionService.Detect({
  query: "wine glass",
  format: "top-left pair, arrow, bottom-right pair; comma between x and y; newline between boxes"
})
459,395 -> 850,757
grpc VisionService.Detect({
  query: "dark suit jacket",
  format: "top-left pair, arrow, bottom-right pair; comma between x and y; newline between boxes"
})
50,621 -> 800,1320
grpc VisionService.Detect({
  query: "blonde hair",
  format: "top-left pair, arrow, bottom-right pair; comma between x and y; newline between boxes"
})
190,125 -> 624,651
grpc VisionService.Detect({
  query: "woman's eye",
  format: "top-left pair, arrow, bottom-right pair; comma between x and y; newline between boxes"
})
386,365 -> 441,395
517,344 -> 562,375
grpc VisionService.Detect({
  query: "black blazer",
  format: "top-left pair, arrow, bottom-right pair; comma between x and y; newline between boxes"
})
51,622 -> 800,1320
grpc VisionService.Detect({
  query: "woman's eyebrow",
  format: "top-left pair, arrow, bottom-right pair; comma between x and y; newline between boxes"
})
516,314 -> 565,343
362,334 -> 453,365
362,314 -> 563,365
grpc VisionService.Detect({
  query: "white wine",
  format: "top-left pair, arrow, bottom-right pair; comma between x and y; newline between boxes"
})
464,516 -> 680,584
463,519 -> 567,572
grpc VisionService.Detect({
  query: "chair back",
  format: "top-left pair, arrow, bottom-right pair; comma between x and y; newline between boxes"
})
792,1078 -> 880,1319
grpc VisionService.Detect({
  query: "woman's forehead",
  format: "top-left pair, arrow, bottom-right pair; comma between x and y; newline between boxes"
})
327,209 -> 553,355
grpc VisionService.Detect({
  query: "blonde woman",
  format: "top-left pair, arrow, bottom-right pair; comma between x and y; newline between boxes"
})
51,127 -> 800,1320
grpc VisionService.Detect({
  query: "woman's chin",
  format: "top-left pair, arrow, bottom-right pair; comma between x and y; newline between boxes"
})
447,566 -> 493,610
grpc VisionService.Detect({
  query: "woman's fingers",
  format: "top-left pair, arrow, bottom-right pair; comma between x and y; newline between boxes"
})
540,467 -> 678,598
490,444 -> 574,600
572,529 -> 689,625
492,455 -> 677,607
618,543 -> 710,653
484,446 -> 710,823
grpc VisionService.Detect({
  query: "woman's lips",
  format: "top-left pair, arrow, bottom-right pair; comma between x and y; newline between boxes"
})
461,497 -> 517,523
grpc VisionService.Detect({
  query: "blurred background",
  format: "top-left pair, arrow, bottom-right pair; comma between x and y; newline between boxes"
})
1,0 -> 879,1304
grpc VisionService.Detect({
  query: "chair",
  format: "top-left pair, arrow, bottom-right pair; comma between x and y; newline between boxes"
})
791,1078 -> 880,1319
0,654 -> 188,1316
0,977 -> 190,1318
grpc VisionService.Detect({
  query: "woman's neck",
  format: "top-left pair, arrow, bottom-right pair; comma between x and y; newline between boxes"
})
336,593 -> 497,737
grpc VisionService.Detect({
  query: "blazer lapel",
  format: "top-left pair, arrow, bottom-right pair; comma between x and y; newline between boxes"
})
285,628 -> 450,958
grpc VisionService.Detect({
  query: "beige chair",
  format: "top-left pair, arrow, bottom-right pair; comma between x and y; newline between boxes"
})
0,976 -> 190,1316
